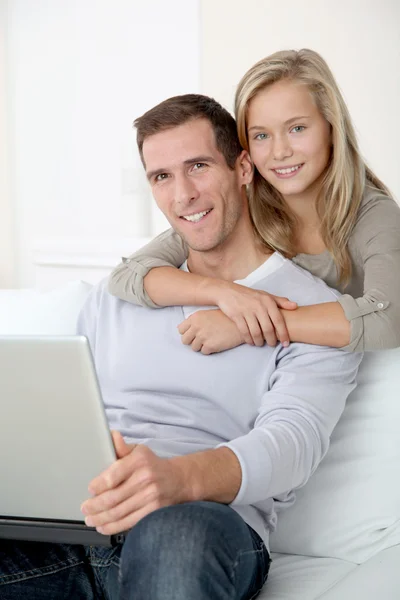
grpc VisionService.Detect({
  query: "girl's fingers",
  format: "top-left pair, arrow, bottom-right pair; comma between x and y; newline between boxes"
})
177,319 -> 191,335
232,316 -> 254,346
190,337 -> 203,352
244,314 -> 265,347
180,327 -> 196,346
273,296 -> 297,310
268,305 -> 290,346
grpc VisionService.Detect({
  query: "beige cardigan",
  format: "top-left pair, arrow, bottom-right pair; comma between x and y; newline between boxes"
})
109,187 -> 400,352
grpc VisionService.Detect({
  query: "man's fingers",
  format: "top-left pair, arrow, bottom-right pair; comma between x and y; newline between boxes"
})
111,430 -> 133,459
87,451 -> 136,497
85,480 -> 163,528
84,470 -> 149,519
96,501 -> 163,536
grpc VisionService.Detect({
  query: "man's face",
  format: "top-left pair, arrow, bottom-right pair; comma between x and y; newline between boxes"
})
143,118 -> 251,252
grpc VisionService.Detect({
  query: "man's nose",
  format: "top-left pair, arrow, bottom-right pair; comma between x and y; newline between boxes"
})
272,136 -> 293,161
174,175 -> 200,206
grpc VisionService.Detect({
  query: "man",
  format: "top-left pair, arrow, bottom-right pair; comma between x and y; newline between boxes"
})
0,95 -> 361,600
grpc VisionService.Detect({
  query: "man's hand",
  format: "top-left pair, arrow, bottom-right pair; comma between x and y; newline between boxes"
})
80,431 -> 189,535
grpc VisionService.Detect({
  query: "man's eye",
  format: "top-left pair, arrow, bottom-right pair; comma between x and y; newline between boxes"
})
254,133 -> 269,140
155,173 -> 168,182
291,126 -> 305,133
192,162 -> 206,170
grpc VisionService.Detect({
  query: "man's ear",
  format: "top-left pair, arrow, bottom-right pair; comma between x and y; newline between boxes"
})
237,150 -> 253,185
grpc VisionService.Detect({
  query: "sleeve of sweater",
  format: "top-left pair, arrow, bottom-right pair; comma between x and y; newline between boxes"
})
108,228 -> 188,308
338,192 -> 400,352
219,343 -> 362,505
76,282 -> 104,355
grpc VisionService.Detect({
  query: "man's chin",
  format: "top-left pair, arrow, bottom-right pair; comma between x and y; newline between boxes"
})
178,232 -> 222,254
185,241 -> 220,253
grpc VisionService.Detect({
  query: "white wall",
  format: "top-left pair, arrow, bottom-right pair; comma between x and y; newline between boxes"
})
7,0 -> 200,288
0,0 -> 15,288
5,1 -> 399,289
200,0 -> 400,200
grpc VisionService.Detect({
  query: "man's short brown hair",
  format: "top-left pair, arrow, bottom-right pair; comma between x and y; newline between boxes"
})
135,94 -> 242,169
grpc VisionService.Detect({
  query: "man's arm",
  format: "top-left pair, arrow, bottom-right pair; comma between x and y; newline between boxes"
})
76,283 -> 103,352
177,343 -> 361,507
217,344 -> 361,506
81,343 -> 361,535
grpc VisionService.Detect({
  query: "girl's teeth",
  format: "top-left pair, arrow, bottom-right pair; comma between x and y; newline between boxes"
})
275,165 -> 301,174
183,210 -> 210,222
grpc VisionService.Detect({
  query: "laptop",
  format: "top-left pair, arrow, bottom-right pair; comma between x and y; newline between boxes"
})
0,335 -> 125,547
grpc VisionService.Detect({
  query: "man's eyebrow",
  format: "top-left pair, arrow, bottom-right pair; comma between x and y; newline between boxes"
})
146,156 -> 217,180
183,155 -> 217,166
146,168 -> 166,181
248,116 -> 311,132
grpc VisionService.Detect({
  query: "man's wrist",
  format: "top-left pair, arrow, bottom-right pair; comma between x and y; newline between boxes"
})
169,447 -> 242,505
169,453 -> 206,503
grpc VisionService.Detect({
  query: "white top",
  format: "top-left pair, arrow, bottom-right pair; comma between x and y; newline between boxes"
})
78,253 -> 362,548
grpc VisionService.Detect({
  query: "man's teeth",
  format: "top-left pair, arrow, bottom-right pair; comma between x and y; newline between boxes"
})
182,210 -> 211,223
275,165 -> 302,174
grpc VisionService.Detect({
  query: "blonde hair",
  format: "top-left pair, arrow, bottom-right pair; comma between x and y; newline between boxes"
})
235,48 -> 390,285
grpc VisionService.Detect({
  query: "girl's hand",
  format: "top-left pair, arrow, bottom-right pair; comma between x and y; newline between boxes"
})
213,282 -> 297,347
178,310 -> 243,355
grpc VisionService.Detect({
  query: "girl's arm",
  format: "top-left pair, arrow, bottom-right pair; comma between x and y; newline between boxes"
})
108,228 -> 188,307
108,228 -> 350,349
108,228 -> 298,347
180,192 -> 400,353
109,192 -> 400,352
333,192 -> 400,351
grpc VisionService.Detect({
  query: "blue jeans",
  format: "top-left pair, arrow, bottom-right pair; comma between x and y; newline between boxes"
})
0,501 -> 271,599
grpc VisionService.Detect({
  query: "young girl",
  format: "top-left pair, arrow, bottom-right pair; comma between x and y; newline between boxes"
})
109,49 -> 400,353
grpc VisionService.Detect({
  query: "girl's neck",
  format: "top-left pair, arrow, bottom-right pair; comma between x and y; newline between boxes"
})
283,192 -> 327,255
284,192 -> 320,229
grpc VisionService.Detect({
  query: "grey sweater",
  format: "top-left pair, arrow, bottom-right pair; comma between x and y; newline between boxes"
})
78,254 -> 361,548
109,187 -> 400,352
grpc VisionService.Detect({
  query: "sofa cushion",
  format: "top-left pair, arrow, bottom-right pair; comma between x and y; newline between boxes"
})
260,553 -> 356,600
260,546 -> 400,600
270,347 -> 400,563
0,281 -> 92,335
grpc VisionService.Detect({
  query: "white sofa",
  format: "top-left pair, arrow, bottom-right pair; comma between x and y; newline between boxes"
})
1,281 -> 399,599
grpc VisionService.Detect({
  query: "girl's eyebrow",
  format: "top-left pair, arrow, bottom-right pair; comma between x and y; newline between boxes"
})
248,116 -> 311,132
284,115 -> 311,125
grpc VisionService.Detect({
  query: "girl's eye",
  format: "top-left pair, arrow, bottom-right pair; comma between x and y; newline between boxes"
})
254,133 -> 269,140
291,125 -> 305,133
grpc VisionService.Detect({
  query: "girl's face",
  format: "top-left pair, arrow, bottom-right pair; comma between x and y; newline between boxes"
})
247,79 -> 332,205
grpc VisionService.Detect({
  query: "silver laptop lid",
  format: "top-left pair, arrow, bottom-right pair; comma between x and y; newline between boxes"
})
0,336 -> 116,522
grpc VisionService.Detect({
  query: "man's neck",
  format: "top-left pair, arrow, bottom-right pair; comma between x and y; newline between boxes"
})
187,222 -> 272,282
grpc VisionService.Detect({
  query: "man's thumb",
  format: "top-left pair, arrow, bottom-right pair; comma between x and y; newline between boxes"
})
111,430 -> 131,458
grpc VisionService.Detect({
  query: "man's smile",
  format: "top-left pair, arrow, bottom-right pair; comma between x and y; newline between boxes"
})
180,208 -> 213,223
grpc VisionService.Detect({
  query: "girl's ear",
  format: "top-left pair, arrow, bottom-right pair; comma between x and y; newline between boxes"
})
237,150 -> 254,185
